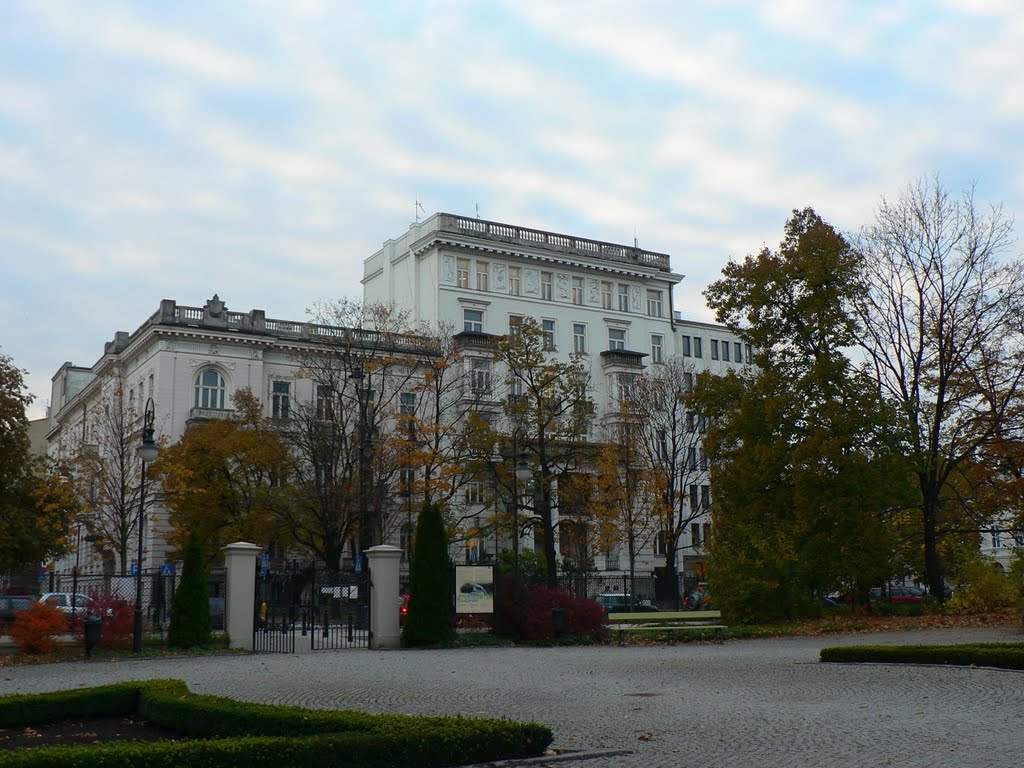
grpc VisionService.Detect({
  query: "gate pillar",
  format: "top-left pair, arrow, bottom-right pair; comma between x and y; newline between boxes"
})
222,541 -> 262,650
366,545 -> 402,649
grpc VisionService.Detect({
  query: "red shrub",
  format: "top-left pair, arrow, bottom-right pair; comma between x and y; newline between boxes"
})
11,602 -> 67,654
496,581 -> 607,642
68,594 -> 135,649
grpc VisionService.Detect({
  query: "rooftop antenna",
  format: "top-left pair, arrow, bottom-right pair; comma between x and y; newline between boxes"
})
415,199 -> 425,223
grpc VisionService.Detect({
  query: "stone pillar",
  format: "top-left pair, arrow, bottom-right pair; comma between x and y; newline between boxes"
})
222,542 -> 262,650
366,545 -> 403,649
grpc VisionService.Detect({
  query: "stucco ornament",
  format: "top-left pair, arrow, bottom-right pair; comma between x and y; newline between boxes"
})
442,255 -> 455,283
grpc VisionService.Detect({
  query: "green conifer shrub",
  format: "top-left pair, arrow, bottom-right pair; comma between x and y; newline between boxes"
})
168,530 -> 212,648
402,501 -> 455,647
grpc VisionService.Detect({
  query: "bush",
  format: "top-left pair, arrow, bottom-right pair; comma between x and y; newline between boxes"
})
496,583 -> 607,642
68,594 -> 134,649
402,502 -> 455,648
945,543 -> 1017,614
168,530 -> 212,648
10,602 -> 66,654
820,642 -> 1024,670
0,679 -> 553,767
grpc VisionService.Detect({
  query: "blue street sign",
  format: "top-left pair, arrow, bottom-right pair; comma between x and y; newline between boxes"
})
260,554 -> 269,575
355,554 -> 364,574
160,564 -> 174,576
130,563 -> 139,576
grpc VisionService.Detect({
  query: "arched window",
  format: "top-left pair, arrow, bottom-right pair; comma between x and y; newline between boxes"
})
195,369 -> 226,409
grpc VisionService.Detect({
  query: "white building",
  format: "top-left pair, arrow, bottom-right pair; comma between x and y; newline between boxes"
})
363,212 -> 751,577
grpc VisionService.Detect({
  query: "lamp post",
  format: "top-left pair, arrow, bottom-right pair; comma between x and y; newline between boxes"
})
513,452 -> 532,587
133,398 -> 159,653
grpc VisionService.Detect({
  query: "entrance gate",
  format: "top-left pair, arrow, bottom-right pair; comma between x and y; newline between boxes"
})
254,561 -> 371,653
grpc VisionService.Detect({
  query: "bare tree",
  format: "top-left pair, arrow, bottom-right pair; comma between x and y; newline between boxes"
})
855,174 -> 1024,598
64,372 -> 156,575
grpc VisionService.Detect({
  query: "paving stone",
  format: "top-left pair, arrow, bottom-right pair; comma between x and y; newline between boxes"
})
1,626 -> 1022,767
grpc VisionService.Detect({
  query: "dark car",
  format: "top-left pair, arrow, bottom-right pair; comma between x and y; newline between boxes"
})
0,595 -> 35,634
595,593 -> 659,615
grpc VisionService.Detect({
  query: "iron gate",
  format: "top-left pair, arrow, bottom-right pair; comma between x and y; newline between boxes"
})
254,561 -> 371,653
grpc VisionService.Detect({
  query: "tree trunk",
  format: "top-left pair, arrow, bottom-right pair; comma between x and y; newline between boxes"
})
921,481 -> 944,600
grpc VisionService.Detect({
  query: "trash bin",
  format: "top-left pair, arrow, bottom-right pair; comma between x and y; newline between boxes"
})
551,606 -> 566,637
84,614 -> 103,658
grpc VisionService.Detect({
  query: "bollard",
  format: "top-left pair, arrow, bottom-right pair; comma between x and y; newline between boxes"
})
551,606 -> 566,638
84,614 -> 103,658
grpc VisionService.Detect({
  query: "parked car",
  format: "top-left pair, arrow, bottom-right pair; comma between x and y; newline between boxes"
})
594,593 -> 659,615
399,594 -> 410,625
39,592 -> 99,615
682,586 -> 712,611
0,595 -> 35,633
869,586 -> 925,604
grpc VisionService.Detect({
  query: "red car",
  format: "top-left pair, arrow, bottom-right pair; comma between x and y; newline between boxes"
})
870,586 -> 925,604
399,594 -> 410,625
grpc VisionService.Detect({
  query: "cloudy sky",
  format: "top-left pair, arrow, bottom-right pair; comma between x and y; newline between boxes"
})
3,1 -> 1023,419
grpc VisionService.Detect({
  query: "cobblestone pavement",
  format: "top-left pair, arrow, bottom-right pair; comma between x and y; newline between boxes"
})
2,625 -> 1023,768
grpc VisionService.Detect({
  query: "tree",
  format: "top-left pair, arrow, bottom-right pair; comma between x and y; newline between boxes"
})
61,372 -> 157,575
855,175 -> 1024,599
466,318 -> 595,588
0,352 -> 75,572
152,389 -> 292,562
168,530 -> 212,647
619,357 -> 708,603
280,299 -> 421,569
696,208 -> 914,620
401,501 -> 454,647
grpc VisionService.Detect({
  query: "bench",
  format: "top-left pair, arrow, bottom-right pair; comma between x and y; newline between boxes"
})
606,610 -> 726,644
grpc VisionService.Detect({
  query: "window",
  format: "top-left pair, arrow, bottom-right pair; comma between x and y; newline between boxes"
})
689,484 -> 699,511
653,529 -> 668,555
686,411 -> 696,432
195,369 -> 226,409
400,523 -> 414,561
701,484 -> 711,509
464,481 -> 486,505
745,344 -> 753,363
681,336 -> 691,356
272,381 -> 291,419
700,448 -> 709,471
657,429 -> 669,460
400,467 -> 415,496
688,447 -> 697,470
617,283 -> 629,311
992,529 -> 1002,548
508,266 -> 521,296
651,334 -> 663,363
693,337 -> 703,358
456,258 -> 470,288
710,339 -> 719,360
542,319 -> 556,350
609,328 -> 626,350
646,289 -> 663,317
691,522 -> 701,546
463,308 -> 483,333
508,314 -> 523,335
541,271 -> 553,301
601,281 -> 613,309
470,358 -> 491,392
316,384 -> 335,420
400,392 -> 416,431
476,262 -> 489,291
683,371 -> 693,393
721,341 -> 730,362
735,342 -> 743,362
572,276 -> 584,305
703,522 -> 711,544
573,323 -> 587,354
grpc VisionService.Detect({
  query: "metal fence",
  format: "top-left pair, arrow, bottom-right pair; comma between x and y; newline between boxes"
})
37,566 -> 226,638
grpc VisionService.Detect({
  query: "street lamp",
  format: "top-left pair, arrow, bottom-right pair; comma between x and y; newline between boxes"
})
513,452 -> 532,587
133,397 -> 159,653
349,367 -> 373,560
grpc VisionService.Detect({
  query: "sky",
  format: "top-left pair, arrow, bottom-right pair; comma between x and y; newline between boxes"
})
3,1 -> 1023,420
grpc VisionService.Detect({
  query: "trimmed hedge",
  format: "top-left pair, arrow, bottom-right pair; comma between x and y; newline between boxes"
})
820,642 -> 1024,670
0,680 -> 553,767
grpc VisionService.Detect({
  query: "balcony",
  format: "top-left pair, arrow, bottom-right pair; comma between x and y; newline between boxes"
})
599,349 -> 647,369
